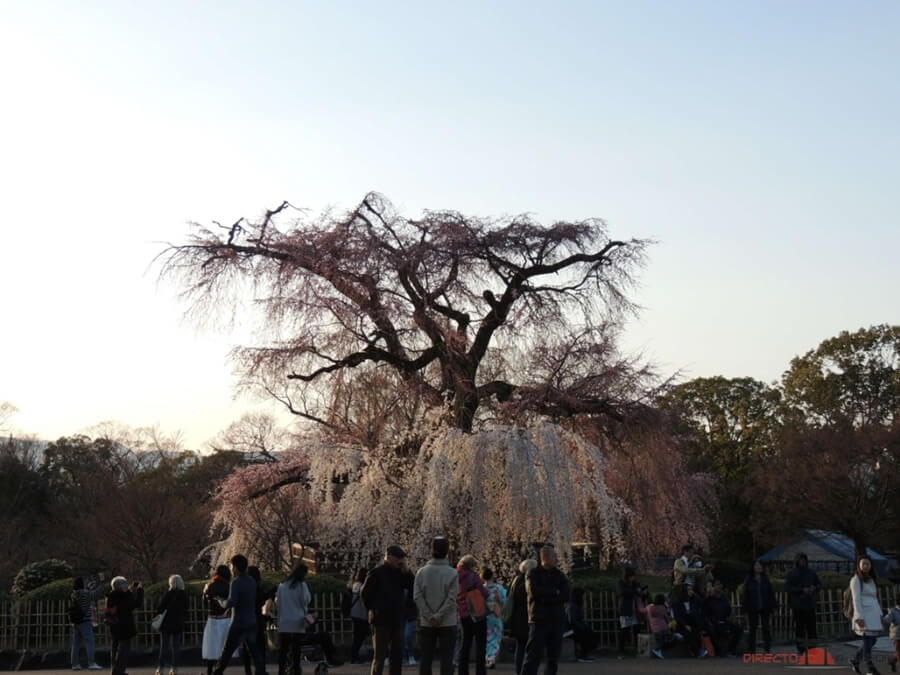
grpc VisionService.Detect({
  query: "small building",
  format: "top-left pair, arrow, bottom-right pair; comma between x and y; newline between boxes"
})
759,529 -> 899,580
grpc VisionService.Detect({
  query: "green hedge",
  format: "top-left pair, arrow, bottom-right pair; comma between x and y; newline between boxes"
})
571,570 -> 669,594
15,572 -> 349,604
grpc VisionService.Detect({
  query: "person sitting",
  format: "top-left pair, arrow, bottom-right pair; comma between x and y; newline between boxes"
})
647,594 -> 679,659
702,581 -> 743,657
565,588 -> 600,663
672,582 -> 709,658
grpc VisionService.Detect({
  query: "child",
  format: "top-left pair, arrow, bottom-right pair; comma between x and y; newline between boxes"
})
884,600 -> 900,673
647,594 -> 677,659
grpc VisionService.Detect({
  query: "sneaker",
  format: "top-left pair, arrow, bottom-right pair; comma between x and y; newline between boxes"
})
72,666 -> 82,671
88,665 -> 102,671
651,649 -> 664,660
576,657 -> 595,663
850,659 -> 862,674
697,648 -> 708,659
562,629 -> 574,638
867,667 -> 882,675
169,670 -> 177,675
408,657 -> 417,666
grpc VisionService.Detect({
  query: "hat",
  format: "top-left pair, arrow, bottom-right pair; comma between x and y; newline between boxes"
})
386,545 -> 407,558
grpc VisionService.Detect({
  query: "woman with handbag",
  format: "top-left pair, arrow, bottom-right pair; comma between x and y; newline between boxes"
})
155,574 -> 188,675
456,555 -> 488,675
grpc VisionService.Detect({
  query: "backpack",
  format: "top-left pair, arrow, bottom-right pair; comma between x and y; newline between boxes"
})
68,600 -> 84,625
500,577 -> 517,624
465,573 -> 487,622
842,584 -> 853,619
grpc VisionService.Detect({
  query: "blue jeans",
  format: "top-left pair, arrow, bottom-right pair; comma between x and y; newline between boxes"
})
404,620 -> 416,661
71,621 -> 95,666
159,631 -> 183,671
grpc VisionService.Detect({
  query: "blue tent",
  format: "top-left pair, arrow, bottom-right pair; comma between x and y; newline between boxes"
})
759,529 -> 898,579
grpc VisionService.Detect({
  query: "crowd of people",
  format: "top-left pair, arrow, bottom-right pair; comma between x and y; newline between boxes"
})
68,542 -> 900,675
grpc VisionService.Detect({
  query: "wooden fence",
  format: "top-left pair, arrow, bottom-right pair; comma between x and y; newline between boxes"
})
1,587 -> 897,652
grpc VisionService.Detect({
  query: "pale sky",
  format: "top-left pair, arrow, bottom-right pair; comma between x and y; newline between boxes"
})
2,0 -> 898,450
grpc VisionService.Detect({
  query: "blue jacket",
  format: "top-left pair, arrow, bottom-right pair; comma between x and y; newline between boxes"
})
225,573 -> 258,629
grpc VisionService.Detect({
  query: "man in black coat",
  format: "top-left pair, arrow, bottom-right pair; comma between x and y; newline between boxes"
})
702,581 -> 743,657
521,545 -> 570,675
785,553 -> 822,654
361,545 -> 412,675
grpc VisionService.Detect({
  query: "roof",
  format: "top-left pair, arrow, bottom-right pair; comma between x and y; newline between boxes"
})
759,529 -> 889,563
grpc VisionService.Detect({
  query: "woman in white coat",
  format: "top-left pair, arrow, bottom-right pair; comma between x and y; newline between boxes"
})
849,555 -> 883,675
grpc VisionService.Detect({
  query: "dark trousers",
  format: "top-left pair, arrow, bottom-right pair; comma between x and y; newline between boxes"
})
572,627 -> 600,658
159,631 -> 183,671
351,618 -> 370,662
792,609 -> 816,651
710,621 -> 743,656
854,635 -> 878,668
110,637 -> 130,675
521,623 -> 563,675
418,625 -> 455,675
243,623 -> 267,675
616,624 -> 638,655
677,623 -> 702,656
513,636 -> 527,675
214,624 -> 265,675
458,617 -> 486,675
746,612 -> 771,652
278,633 -> 303,675
371,622 -> 403,675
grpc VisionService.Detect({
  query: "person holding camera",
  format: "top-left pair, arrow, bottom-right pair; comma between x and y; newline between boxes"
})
105,576 -> 144,675
70,576 -> 104,670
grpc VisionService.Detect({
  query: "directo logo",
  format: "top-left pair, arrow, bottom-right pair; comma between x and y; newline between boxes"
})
743,647 -> 836,666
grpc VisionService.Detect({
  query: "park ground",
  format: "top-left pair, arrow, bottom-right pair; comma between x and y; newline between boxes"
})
14,637 -> 898,675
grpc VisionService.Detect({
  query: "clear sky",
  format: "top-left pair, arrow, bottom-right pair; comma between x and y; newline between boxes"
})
2,0 -> 898,449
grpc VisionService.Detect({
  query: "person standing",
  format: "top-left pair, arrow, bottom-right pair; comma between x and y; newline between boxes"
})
520,545 -> 570,675
243,566 -> 275,675
785,553 -> 822,655
414,537 -> 459,675
481,568 -> 506,669
105,576 -> 144,675
70,576 -> 104,670
212,554 -> 266,675
742,560 -> 776,654
202,566 -> 232,675
503,560 -> 536,675
455,555 -> 488,675
275,564 -> 312,675
849,555 -> 884,675
348,568 -> 371,664
156,574 -> 188,675
362,545 -> 411,675
615,567 -> 642,659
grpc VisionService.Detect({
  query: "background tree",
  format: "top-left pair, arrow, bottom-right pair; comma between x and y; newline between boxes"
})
764,325 -> 900,557
0,436 -> 50,588
658,376 -> 781,559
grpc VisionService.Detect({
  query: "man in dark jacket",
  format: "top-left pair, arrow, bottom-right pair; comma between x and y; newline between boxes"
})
361,545 -> 412,675
213,554 -> 267,675
702,581 -> 743,657
785,553 -> 822,654
521,545 -> 570,675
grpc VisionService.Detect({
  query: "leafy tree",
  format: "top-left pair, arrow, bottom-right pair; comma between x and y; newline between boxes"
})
658,377 -> 781,558
766,325 -> 900,557
0,437 -> 50,588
